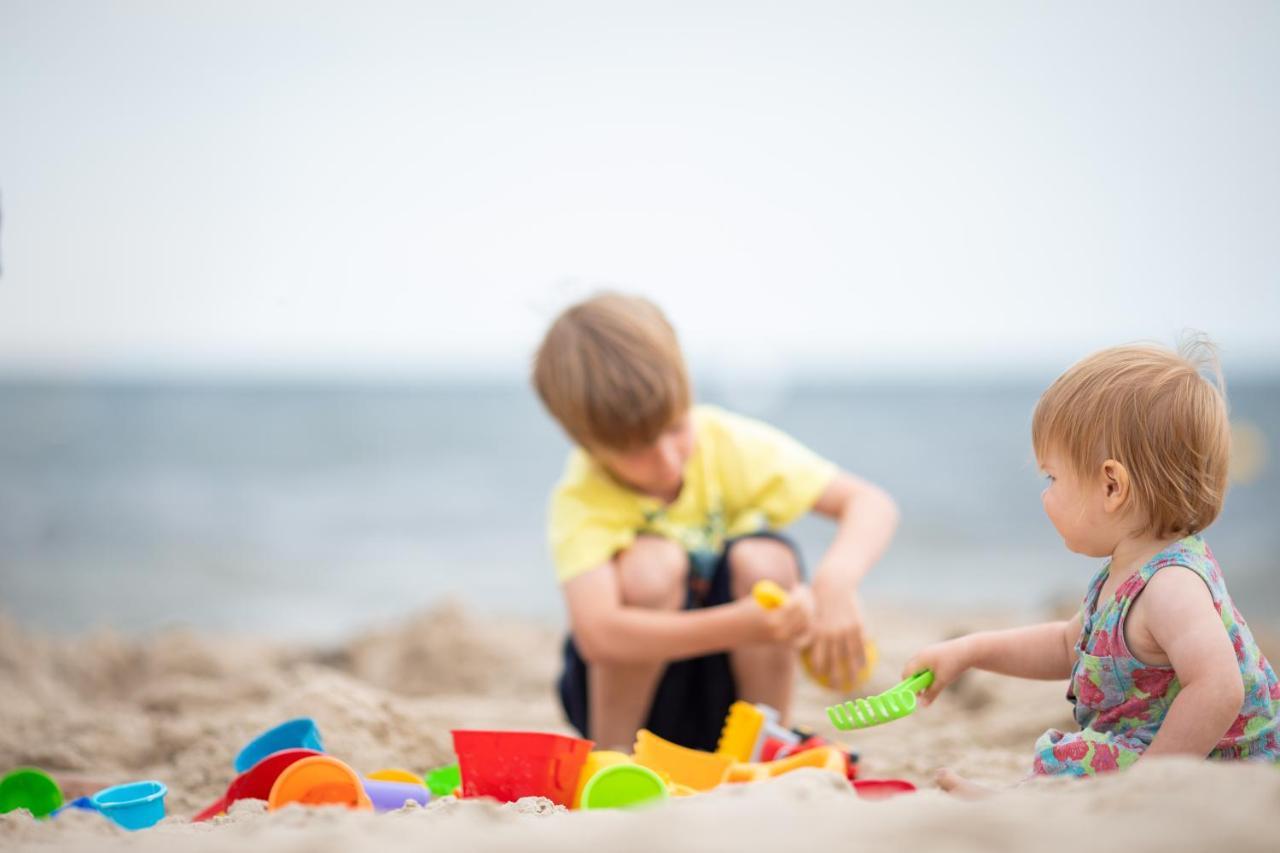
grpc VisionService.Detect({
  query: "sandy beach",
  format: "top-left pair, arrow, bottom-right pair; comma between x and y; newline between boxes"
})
3,600 -> 1278,853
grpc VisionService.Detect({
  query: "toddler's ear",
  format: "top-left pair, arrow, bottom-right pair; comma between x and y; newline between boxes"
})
1100,459 -> 1130,511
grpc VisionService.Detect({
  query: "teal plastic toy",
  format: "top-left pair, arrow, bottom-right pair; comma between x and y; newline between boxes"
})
91,781 -> 167,831
234,717 -> 324,773
826,670 -> 935,731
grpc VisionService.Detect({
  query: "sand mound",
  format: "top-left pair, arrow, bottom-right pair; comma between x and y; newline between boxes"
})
2,604 -> 1277,853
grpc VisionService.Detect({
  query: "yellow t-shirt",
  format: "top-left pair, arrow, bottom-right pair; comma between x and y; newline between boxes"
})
548,404 -> 837,583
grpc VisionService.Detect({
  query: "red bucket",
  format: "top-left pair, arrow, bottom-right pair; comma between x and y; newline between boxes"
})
452,730 -> 593,806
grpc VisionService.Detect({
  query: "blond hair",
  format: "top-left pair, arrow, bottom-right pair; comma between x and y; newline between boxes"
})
1031,338 -> 1231,537
532,292 -> 691,451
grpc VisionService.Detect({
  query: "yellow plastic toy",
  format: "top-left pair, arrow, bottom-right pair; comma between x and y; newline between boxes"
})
723,746 -> 848,784
632,730 -> 734,792
366,768 -> 423,785
752,580 -> 878,691
717,701 -> 768,763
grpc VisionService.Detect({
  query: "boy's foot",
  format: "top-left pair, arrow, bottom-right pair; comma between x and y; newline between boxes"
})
935,768 -> 995,799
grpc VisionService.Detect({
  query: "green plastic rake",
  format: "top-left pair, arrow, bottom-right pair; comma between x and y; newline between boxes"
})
826,670 -> 935,731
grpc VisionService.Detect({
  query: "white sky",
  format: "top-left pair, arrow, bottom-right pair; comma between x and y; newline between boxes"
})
1,1 -> 1277,379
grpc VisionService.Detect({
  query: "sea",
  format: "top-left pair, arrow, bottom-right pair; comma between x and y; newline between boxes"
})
1,377 -> 1275,641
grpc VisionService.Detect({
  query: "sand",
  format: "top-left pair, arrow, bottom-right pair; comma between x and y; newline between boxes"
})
2,601 -> 1278,852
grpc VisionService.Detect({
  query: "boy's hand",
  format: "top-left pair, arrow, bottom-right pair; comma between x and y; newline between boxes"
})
748,584 -> 815,645
809,582 -> 868,689
902,637 -> 973,705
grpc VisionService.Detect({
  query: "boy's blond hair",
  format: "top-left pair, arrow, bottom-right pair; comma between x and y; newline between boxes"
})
532,292 -> 691,451
1032,339 -> 1231,537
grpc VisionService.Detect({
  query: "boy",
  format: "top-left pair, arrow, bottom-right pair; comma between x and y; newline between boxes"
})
532,293 -> 899,751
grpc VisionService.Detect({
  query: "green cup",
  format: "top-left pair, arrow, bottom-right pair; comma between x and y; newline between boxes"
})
0,768 -> 64,819
424,763 -> 461,798
580,764 -> 669,810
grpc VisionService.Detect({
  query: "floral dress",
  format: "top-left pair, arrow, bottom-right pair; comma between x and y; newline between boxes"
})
1033,535 -> 1280,776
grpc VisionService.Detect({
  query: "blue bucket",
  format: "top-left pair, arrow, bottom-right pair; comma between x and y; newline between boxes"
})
234,717 -> 324,773
91,781 -> 167,831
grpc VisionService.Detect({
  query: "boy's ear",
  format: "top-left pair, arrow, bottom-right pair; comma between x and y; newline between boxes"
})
1100,459 -> 1130,513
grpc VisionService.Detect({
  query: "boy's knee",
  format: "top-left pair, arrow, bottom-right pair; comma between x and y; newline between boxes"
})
728,537 -> 799,597
616,536 -> 688,610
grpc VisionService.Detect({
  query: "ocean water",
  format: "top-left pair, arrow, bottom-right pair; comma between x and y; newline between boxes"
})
0,378 -> 1276,640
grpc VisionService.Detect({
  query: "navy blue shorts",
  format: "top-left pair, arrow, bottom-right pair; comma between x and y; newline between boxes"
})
557,532 -> 802,752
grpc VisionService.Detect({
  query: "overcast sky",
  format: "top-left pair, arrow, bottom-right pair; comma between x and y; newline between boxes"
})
1,1 -> 1277,379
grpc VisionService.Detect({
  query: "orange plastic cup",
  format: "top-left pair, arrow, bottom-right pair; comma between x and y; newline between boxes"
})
267,756 -> 373,811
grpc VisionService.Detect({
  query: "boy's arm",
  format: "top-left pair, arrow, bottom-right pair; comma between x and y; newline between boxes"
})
562,560 -> 811,665
1138,567 -> 1245,759
806,471 -> 900,685
905,615 -> 1079,704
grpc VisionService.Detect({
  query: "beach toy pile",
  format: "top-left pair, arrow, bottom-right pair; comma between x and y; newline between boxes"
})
0,767 -> 169,831
444,698 -> 916,809
0,717 -> 429,831
194,717 -> 430,818
1,701 -> 919,828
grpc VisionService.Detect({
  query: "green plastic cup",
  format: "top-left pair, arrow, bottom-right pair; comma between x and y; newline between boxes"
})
424,763 -> 461,798
580,764 -> 669,810
0,768 -> 64,819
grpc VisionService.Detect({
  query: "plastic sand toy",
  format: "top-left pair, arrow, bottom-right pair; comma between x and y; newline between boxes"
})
852,779 -> 917,799
267,755 -> 372,811
827,670 -> 935,730
361,778 -> 430,812
91,781 -> 167,830
722,746 -> 848,784
193,748 -> 322,821
451,730 -> 593,807
632,729 -> 733,792
235,718 -> 324,773
579,763 -> 669,810
425,763 -> 461,798
717,701 -> 807,763
572,751 -> 632,808
0,768 -> 63,819
367,768 -> 423,785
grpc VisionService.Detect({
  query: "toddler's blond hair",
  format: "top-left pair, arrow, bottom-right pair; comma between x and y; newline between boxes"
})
1032,338 -> 1231,537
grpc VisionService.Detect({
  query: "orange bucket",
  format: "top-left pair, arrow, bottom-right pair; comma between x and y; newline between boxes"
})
267,755 -> 373,811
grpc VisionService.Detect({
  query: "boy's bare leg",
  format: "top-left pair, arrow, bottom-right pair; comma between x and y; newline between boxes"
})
936,768 -> 995,798
587,535 -> 687,750
727,538 -> 800,720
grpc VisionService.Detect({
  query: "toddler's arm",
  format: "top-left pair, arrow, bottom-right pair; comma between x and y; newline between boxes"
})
1135,567 -> 1245,758
561,560 -> 812,665
904,615 -> 1080,704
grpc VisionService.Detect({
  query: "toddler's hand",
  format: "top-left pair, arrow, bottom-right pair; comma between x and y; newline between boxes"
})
902,637 -> 973,706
